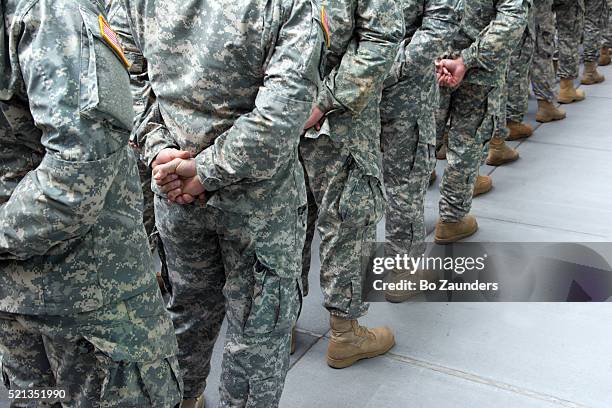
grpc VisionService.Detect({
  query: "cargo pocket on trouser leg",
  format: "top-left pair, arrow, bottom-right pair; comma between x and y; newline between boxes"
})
338,155 -> 385,228
94,351 -> 182,408
240,257 -> 301,407
243,257 -> 300,337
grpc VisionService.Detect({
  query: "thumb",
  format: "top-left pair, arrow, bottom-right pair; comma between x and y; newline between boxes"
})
153,157 -> 184,181
175,150 -> 191,160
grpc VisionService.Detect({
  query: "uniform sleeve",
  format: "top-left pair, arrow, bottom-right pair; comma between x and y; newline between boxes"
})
317,0 -> 404,115
404,0 -> 463,67
461,0 -> 529,71
0,3 -> 134,260
193,0 -> 321,192
119,0 -> 178,165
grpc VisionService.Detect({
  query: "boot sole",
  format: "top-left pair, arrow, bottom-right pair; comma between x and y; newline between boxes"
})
536,115 -> 565,123
581,79 -> 604,85
506,134 -> 532,141
486,155 -> 519,166
434,226 -> 478,245
385,289 -> 423,303
327,340 -> 395,369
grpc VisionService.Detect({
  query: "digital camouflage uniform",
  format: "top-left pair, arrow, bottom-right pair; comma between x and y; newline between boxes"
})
0,1 -> 181,407
497,3 -> 535,140
437,0 -> 529,222
531,0 -> 557,103
121,0 -> 323,405
553,0 -> 585,80
583,0 -> 608,62
380,0 -> 463,259
299,0 -> 403,316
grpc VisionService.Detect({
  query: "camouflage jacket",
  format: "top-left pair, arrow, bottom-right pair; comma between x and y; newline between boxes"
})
0,0 -> 155,315
388,0 -> 463,112
452,0 -> 530,86
308,0 -> 403,183
123,0 -> 323,216
316,0 -> 404,116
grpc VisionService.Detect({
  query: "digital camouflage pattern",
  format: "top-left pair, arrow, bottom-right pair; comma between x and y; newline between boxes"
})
498,2 -> 535,139
300,0 -> 403,317
438,0 -> 529,222
583,0 -> 608,62
380,0 -> 463,260
605,0 -> 612,47
106,0 -> 168,284
531,0 -> 556,103
0,1 -> 181,406
0,0 -> 155,316
553,0 -> 585,79
120,0 -> 323,405
0,287 -> 182,407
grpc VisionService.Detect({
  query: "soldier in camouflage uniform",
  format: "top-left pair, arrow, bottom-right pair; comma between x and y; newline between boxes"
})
434,0 -> 529,244
297,0 -> 403,369
380,0 -> 463,303
120,0 -> 323,406
0,1 -> 182,407
554,0 -> 587,103
581,0 -> 608,83
486,3 -> 535,167
531,0 -> 567,122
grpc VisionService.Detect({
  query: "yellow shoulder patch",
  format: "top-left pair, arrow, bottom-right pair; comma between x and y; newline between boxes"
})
321,5 -> 331,49
98,15 -> 131,69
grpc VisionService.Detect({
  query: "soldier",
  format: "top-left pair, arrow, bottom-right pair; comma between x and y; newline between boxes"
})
554,0 -> 587,103
581,0 -> 608,83
531,0 -> 567,122
121,0 -> 324,406
381,0 -> 463,304
600,0 -> 612,65
433,0 -> 529,244
487,4 -> 535,167
0,1 -> 182,407
297,0 -> 403,368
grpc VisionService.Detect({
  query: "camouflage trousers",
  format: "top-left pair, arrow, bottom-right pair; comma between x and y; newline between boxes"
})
554,0 -> 585,79
437,83 -> 498,222
605,0 -> 612,47
300,102 -> 384,319
499,22 -> 535,139
583,0 -> 608,61
380,77 -> 436,258
0,286 -> 182,408
155,197 -> 303,407
532,0 -> 557,102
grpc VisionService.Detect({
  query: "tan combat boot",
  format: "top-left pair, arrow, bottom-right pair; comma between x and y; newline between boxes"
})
473,175 -> 493,197
599,47 -> 611,66
536,100 -> 566,123
327,316 -> 395,369
558,78 -> 586,103
506,121 -> 533,141
581,61 -> 605,85
384,269 -> 438,303
180,396 -> 204,408
429,169 -> 437,186
486,137 -> 519,166
434,215 -> 479,244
